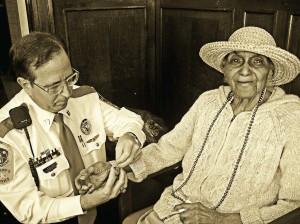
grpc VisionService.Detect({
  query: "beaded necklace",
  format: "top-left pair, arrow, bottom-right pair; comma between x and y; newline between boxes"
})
171,88 -> 266,210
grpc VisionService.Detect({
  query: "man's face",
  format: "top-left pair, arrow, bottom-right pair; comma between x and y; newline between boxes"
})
27,50 -> 73,113
222,51 -> 273,99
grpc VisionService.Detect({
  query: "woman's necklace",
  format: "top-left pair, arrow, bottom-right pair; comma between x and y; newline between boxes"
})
171,88 -> 266,210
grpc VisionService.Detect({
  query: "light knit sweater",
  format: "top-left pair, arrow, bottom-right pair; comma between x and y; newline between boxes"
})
129,86 -> 300,224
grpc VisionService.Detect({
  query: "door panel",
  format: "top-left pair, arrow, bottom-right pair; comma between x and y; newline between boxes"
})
65,8 -> 146,108
161,9 -> 231,126
284,12 -> 300,96
51,0 -> 155,110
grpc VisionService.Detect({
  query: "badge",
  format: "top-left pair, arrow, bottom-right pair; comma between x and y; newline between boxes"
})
0,147 -> 13,185
80,119 -> 92,135
0,148 -> 10,167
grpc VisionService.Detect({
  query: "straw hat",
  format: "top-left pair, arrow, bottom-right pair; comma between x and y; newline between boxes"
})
199,26 -> 300,86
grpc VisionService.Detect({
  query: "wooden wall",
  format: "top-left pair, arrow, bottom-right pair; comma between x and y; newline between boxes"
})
21,0 -> 300,127
0,0 -> 11,75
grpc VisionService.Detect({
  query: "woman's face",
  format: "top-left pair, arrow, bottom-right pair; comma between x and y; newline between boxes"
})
222,51 -> 273,99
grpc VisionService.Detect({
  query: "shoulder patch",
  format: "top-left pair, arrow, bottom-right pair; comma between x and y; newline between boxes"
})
0,117 -> 14,138
0,145 -> 13,185
72,85 -> 96,98
97,93 -> 120,110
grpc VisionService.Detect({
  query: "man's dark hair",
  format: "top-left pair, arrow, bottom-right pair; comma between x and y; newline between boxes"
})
9,32 -> 66,83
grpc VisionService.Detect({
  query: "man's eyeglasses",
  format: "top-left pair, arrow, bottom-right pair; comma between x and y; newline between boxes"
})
33,68 -> 79,95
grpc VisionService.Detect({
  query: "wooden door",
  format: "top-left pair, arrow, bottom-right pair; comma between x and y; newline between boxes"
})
27,0 -> 155,110
157,0 -> 300,127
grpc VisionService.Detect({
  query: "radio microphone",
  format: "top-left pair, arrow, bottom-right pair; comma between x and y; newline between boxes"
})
9,105 -> 32,129
9,105 -> 39,187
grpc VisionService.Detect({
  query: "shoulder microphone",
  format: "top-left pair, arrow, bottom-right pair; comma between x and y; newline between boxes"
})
9,105 -> 32,130
9,105 -> 32,144
9,105 -> 39,188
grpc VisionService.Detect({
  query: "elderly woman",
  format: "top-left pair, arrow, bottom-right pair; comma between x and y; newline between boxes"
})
79,26 -> 300,223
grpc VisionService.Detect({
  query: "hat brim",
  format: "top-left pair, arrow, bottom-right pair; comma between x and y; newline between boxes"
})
199,41 -> 300,86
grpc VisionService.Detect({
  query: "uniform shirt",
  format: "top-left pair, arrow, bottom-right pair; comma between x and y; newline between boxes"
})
0,85 -> 145,223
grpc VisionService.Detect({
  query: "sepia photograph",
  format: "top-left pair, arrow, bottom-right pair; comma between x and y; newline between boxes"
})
0,0 -> 300,223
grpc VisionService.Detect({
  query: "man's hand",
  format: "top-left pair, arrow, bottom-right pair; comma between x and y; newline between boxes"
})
115,134 -> 141,168
80,167 -> 128,211
174,202 -> 242,224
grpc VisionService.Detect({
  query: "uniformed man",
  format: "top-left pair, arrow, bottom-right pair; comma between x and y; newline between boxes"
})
0,32 -> 146,223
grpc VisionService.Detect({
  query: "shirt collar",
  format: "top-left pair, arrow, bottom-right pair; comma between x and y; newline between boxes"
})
23,93 -> 73,133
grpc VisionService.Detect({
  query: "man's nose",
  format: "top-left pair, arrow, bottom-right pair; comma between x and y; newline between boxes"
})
239,63 -> 251,76
60,82 -> 72,98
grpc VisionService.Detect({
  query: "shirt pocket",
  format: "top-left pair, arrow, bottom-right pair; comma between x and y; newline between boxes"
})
79,132 -> 106,156
36,155 -> 72,197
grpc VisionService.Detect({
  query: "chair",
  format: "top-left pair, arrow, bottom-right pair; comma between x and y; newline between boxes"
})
269,207 -> 300,224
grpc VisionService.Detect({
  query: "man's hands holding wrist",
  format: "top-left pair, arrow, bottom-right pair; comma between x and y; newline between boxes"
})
78,165 -> 128,211
115,132 -> 142,168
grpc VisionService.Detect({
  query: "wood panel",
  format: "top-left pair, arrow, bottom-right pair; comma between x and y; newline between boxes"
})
4,0 -> 21,44
284,12 -> 300,96
25,0 -> 55,33
64,8 -> 146,108
0,0 -> 11,75
161,9 -> 231,126
51,0 -> 155,110
244,12 -> 275,33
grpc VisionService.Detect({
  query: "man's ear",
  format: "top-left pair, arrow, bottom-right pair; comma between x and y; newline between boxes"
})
17,77 -> 33,95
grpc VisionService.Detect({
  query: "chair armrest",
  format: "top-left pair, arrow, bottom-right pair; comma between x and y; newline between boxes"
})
269,207 -> 300,224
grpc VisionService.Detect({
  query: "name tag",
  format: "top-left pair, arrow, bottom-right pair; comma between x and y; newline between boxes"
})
43,162 -> 57,173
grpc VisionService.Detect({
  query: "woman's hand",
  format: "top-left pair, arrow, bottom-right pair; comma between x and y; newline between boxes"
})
80,167 -> 128,211
75,161 -> 112,194
174,202 -> 242,224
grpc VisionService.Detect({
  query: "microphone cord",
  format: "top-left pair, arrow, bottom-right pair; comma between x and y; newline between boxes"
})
24,127 -> 40,188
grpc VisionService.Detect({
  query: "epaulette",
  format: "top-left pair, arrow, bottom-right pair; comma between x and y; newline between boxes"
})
97,93 -> 120,110
0,117 -> 14,138
72,85 -> 96,98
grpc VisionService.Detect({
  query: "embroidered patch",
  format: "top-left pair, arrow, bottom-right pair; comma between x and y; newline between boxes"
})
0,147 -> 13,185
86,134 -> 99,143
80,119 -> 92,135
